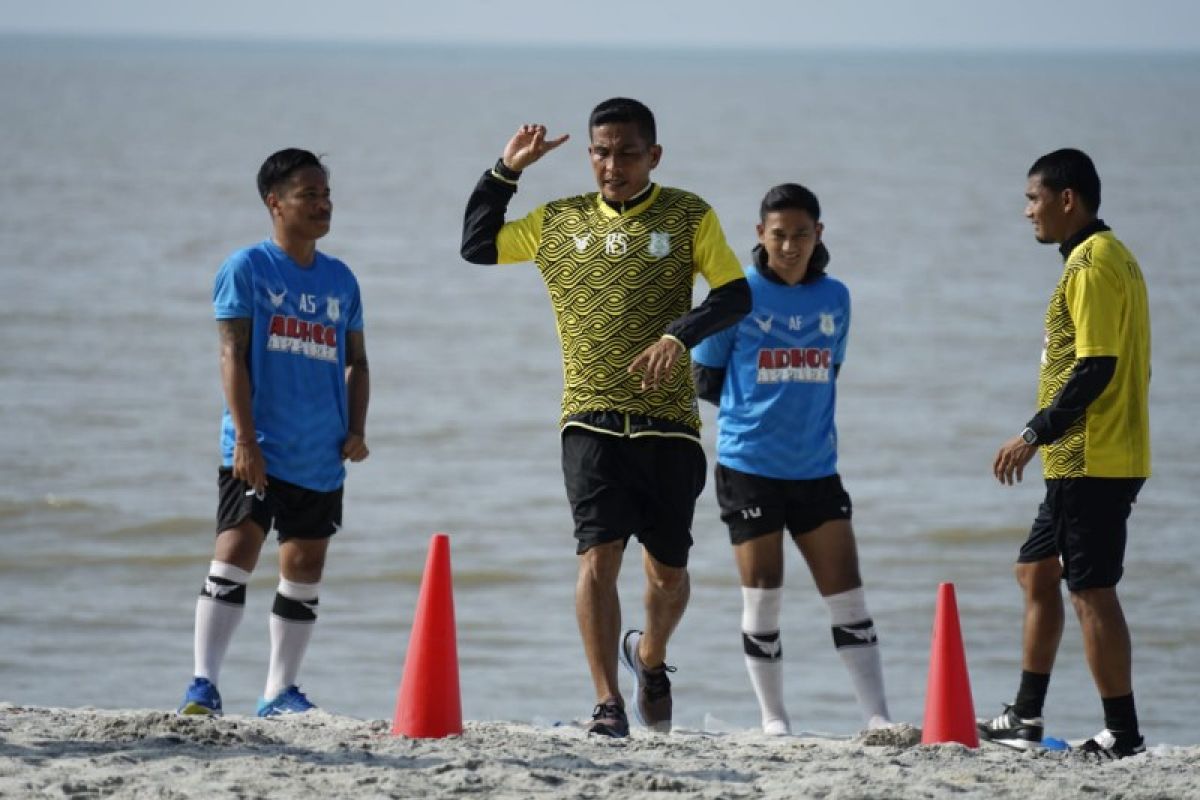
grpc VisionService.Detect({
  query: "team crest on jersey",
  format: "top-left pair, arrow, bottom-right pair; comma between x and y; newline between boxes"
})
326,297 -> 340,323
573,233 -> 591,252
819,313 -> 836,336
267,288 -> 287,308
648,232 -> 671,259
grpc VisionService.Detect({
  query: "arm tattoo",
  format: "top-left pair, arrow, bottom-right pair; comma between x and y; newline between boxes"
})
217,319 -> 251,358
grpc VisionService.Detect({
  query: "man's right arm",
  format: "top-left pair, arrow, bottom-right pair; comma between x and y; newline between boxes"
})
462,125 -> 569,264
218,318 -> 266,493
461,160 -> 522,264
692,363 -> 726,406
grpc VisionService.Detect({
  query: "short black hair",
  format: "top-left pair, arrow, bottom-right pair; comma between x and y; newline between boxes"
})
589,97 -> 656,145
257,148 -> 327,203
759,183 -> 821,222
1028,148 -> 1101,214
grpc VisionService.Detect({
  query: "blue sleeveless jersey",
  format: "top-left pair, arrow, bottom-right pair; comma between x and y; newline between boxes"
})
692,265 -> 849,480
213,240 -> 364,491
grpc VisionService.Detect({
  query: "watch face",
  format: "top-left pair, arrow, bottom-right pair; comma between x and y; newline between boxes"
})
1022,429 -> 1037,445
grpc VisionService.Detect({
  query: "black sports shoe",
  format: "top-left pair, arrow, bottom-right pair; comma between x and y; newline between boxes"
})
977,703 -> 1044,750
1076,729 -> 1145,760
587,697 -> 629,738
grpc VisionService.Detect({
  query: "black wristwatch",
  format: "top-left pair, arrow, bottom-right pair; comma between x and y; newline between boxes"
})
1020,427 -> 1038,445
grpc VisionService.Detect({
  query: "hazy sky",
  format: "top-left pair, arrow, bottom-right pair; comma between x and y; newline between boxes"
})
2,0 -> 1198,51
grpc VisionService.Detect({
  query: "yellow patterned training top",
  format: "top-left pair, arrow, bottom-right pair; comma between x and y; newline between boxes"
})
1038,230 -> 1151,478
496,185 -> 743,430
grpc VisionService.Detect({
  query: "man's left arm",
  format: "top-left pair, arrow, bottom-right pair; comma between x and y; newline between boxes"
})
663,278 -> 751,350
630,209 -> 750,389
665,208 -> 751,347
994,264 -> 1120,484
993,356 -> 1116,484
1024,356 -> 1117,444
343,330 -> 370,462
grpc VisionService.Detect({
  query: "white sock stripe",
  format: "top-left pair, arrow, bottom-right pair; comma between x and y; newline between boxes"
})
209,560 -> 252,584
277,578 -> 320,601
823,586 -> 869,626
741,586 -> 784,633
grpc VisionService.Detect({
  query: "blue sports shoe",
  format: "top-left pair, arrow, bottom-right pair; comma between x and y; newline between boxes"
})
178,677 -> 223,716
256,685 -> 317,717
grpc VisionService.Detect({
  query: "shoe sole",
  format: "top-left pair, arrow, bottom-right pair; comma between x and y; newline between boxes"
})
617,630 -> 646,725
177,703 -> 221,717
619,630 -> 671,734
980,736 -> 1041,751
763,720 -> 791,736
586,723 -> 629,738
1074,737 -> 1145,759
257,708 -> 314,718
1074,747 -> 1144,760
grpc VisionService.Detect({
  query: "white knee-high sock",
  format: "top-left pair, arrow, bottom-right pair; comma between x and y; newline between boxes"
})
742,587 -> 789,734
824,587 -> 890,725
193,561 -> 251,684
264,578 -> 319,700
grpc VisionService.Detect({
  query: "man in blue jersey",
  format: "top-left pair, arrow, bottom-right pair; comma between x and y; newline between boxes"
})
177,148 -> 370,718
692,183 -> 890,735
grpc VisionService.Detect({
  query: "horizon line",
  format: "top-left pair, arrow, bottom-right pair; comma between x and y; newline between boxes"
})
1,29 -> 1197,57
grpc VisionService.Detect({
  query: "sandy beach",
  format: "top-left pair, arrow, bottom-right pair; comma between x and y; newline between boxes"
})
2,703 -> 1196,799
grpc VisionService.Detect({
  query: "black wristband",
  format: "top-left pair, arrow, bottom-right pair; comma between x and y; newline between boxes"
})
492,158 -> 522,182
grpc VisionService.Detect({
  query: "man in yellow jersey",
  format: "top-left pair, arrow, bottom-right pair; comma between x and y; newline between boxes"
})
980,149 -> 1151,759
461,98 -> 750,737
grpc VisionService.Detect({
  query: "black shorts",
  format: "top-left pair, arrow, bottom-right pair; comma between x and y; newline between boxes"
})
715,464 -> 852,545
217,467 -> 343,541
561,429 -> 706,569
1018,477 -> 1144,591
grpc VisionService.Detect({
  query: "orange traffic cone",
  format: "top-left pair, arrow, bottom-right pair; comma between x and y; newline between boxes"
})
921,582 -> 979,747
392,532 -> 462,738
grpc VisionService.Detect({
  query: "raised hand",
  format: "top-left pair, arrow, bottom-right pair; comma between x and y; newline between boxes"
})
502,124 -> 570,172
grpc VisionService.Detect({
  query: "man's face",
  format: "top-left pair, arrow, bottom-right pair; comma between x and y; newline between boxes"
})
588,122 -> 661,203
1024,174 -> 1069,244
757,208 -> 823,285
268,166 -> 332,240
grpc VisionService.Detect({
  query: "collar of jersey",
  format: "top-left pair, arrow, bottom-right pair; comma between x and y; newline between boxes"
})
595,184 -> 660,218
1058,219 -> 1110,261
